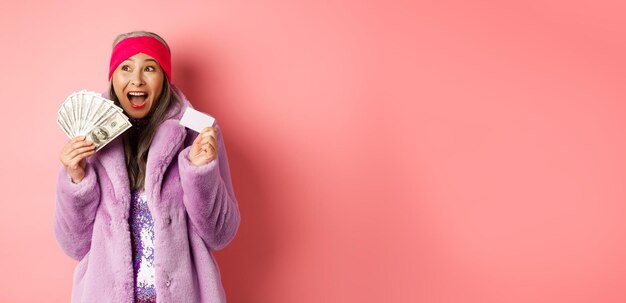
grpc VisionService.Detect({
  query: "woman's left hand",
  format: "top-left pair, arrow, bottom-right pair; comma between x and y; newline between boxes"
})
189,127 -> 218,166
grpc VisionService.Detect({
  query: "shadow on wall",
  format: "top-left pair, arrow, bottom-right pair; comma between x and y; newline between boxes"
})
173,40 -> 279,303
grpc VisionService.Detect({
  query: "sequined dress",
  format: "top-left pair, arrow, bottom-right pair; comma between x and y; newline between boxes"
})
130,190 -> 157,303
126,117 -> 157,302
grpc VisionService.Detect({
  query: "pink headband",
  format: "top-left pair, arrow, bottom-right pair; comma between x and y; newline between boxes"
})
108,36 -> 172,82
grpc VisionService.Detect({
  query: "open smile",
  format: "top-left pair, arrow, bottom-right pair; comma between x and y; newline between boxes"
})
127,91 -> 148,109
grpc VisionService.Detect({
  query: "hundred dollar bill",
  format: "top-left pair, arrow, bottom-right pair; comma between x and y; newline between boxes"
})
56,115 -> 72,139
85,110 -> 131,151
57,105 -> 73,137
58,90 -> 132,152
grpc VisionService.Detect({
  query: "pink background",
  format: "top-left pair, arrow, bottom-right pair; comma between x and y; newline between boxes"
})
1,0 -> 625,302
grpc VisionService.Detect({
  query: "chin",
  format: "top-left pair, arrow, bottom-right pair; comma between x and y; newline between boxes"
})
130,111 -> 150,119
122,103 -> 152,119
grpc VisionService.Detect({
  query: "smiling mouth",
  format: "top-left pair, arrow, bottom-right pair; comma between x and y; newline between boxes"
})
127,91 -> 147,109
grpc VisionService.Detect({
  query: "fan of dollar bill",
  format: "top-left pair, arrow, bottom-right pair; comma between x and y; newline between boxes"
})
57,90 -> 132,151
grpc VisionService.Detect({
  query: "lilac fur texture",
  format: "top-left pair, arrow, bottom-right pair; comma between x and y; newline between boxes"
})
54,88 -> 240,302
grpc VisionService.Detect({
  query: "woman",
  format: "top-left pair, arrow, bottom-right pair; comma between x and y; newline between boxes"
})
55,31 -> 240,303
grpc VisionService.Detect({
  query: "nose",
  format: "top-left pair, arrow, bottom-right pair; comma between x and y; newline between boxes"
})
130,70 -> 145,86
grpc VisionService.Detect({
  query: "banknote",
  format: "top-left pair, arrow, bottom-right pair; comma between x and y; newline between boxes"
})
57,90 -> 132,151
84,110 -> 131,151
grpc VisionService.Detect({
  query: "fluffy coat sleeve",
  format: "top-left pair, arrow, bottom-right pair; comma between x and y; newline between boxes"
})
177,126 -> 240,250
54,163 -> 101,260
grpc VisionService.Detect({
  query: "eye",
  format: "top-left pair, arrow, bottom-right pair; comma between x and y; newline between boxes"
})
145,66 -> 156,72
121,65 -> 131,72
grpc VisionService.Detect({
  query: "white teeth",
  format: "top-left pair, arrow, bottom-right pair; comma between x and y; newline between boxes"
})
128,92 -> 146,96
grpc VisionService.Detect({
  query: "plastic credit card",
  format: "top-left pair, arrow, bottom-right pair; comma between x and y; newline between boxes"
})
179,107 -> 215,132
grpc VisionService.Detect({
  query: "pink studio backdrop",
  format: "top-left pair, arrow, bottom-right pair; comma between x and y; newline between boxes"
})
1,0 -> 625,302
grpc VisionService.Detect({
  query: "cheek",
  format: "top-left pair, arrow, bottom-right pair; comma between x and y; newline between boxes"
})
111,75 -> 127,99
114,87 -> 126,102
150,79 -> 165,99
149,72 -> 165,90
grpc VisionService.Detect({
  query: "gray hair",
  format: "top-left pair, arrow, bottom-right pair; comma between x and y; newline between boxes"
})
112,31 -> 171,52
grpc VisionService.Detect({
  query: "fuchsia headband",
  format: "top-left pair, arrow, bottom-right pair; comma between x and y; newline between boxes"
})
108,36 -> 172,82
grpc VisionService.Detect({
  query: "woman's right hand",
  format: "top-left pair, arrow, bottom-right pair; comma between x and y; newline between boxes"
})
60,136 -> 96,183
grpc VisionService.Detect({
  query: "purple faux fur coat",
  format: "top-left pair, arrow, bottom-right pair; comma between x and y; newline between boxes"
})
54,89 -> 240,302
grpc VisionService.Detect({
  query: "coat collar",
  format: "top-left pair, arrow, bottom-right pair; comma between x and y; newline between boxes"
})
144,116 -> 186,203
95,86 -> 190,208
